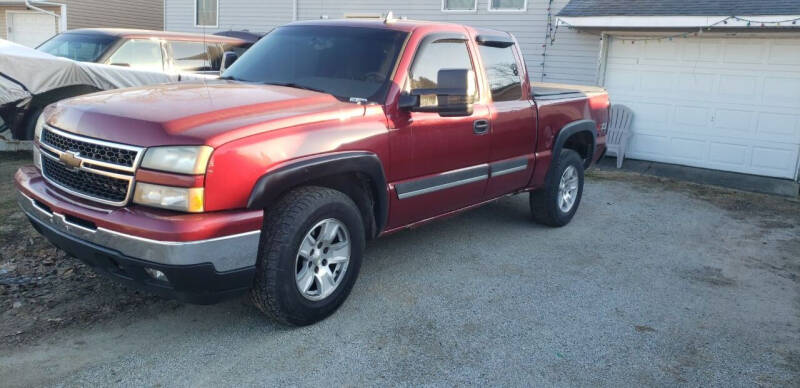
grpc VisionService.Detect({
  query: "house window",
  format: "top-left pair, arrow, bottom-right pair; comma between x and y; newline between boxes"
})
196,0 -> 218,27
442,0 -> 477,11
489,0 -> 527,11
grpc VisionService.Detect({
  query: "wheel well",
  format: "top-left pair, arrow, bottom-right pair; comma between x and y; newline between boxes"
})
562,131 -> 594,162
304,172 -> 379,240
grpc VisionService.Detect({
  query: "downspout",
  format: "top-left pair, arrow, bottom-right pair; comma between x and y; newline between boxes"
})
293,0 -> 298,21
24,0 -> 67,32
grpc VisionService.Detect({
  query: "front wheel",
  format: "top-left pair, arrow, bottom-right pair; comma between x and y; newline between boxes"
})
250,186 -> 365,326
530,149 -> 585,227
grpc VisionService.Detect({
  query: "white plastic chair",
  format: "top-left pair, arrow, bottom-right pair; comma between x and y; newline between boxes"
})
606,104 -> 634,168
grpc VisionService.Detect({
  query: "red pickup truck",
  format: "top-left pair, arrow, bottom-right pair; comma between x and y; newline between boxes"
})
15,19 -> 609,325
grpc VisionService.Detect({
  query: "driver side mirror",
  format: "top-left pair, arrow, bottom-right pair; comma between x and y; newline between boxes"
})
219,51 -> 239,73
399,68 -> 476,117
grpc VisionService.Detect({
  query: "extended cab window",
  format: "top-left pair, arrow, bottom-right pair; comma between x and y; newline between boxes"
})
478,44 -> 522,101
170,41 -> 221,72
107,39 -> 164,71
408,39 -> 476,96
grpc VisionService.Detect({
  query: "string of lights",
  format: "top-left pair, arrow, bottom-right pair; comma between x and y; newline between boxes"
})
536,14 -> 800,81
540,0 -> 556,81
554,15 -> 800,45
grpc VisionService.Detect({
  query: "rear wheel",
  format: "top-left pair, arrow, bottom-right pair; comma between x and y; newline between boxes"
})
250,186 -> 365,326
530,149 -> 584,227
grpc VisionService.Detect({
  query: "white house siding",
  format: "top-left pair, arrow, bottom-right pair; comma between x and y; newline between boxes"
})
165,0 -> 600,85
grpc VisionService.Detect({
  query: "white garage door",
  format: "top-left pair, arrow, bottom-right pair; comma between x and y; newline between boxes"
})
6,11 -> 56,48
605,36 -> 800,180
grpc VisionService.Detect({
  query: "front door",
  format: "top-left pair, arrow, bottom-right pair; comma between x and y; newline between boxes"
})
7,12 -> 56,48
387,34 -> 491,228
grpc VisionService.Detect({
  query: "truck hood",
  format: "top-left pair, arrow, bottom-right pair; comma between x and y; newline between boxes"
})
46,81 -> 367,147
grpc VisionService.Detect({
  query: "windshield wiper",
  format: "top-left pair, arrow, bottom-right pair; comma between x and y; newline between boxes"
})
263,82 -> 329,95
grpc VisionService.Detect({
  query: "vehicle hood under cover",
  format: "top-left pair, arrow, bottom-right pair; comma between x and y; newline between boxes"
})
0,39 -> 206,105
46,81 -> 368,147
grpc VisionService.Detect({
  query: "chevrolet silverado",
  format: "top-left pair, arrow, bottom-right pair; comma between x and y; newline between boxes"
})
15,19 -> 609,325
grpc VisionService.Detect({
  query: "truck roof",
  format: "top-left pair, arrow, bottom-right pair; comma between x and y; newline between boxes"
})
286,18 -> 511,37
60,28 -> 246,43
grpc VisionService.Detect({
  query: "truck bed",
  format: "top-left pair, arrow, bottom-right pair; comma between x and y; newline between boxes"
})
531,82 -> 606,101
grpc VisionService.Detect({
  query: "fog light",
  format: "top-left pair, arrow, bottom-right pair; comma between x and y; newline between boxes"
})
144,268 -> 168,282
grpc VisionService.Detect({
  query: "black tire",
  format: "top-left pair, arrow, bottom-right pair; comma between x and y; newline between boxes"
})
250,186 -> 365,326
530,149 -> 585,227
22,107 -> 44,141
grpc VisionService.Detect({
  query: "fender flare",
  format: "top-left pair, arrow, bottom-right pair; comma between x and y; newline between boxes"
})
246,151 -> 389,235
552,119 -> 597,168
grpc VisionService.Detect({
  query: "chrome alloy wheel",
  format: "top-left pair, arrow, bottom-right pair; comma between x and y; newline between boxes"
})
557,165 -> 579,213
295,218 -> 351,301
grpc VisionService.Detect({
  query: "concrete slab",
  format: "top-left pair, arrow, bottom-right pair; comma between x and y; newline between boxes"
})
596,156 -> 800,197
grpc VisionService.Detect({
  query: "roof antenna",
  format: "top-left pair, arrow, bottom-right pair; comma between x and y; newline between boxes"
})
383,11 -> 397,24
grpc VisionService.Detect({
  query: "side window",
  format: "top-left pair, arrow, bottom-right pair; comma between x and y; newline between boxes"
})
107,39 -> 163,71
478,44 -> 522,102
170,41 -> 217,72
408,39 -> 476,95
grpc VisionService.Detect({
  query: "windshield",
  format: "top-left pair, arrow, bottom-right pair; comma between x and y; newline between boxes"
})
38,33 -> 117,62
222,25 -> 408,103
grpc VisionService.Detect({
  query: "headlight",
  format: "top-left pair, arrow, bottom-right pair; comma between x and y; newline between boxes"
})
133,182 -> 204,212
33,113 -> 46,141
140,146 -> 213,175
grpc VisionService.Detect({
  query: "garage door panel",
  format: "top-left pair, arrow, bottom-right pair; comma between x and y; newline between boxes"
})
683,40 -> 722,61
627,133 -> 670,156
675,105 -> 711,127
722,40 -> 765,64
762,77 -> 800,107
675,73 -> 716,95
670,137 -> 707,162
718,74 -> 758,100
640,70 -> 677,93
713,109 -> 753,133
756,112 -> 800,141
751,147 -> 798,173
709,143 -> 748,166
768,41 -> 800,64
626,101 -> 671,126
606,36 -> 800,179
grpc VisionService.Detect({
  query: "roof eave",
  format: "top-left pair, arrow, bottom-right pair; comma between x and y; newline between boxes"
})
559,15 -> 800,29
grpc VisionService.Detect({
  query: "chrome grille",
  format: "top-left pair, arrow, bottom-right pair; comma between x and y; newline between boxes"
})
37,125 -> 144,206
41,127 -> 137,167
41,157 -> 130,203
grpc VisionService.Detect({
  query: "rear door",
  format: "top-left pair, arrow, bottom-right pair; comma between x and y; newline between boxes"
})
478,39 -> 537,198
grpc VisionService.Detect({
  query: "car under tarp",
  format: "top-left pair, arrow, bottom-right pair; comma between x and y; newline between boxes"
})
0,39 -> 209,140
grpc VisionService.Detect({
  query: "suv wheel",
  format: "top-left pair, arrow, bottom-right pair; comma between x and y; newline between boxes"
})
530,149 -> 585,227
251,186 -> 365,326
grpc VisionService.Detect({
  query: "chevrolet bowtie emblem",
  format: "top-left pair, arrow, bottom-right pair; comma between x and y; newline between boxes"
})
59,151 -> 82,169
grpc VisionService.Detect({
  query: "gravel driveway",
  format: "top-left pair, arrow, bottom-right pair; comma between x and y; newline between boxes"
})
1,165 -> 798,387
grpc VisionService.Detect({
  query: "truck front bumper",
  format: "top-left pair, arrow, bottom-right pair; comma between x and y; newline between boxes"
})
15,166 -> 261,304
